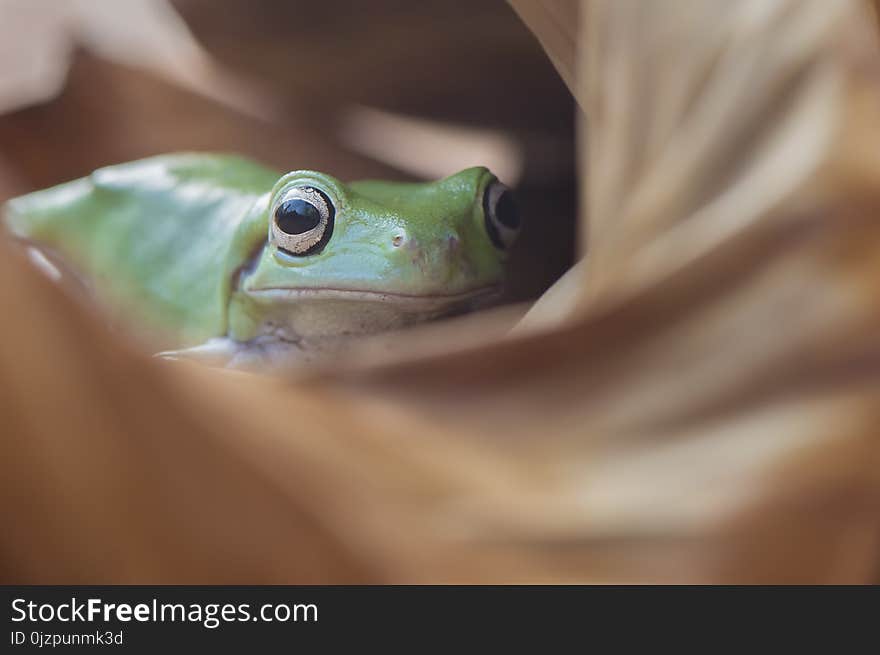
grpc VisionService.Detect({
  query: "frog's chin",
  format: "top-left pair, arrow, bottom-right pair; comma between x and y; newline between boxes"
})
241,284 -> 502,339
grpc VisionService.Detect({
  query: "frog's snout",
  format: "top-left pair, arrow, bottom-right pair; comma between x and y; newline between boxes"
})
389,229 -> 462,254
387,229 -> 430,249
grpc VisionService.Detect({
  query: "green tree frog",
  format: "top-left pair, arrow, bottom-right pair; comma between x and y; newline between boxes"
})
3,153 -> 520,367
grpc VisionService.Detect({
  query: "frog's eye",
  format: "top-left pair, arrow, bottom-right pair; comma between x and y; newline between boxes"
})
270,186 -> 334,256
482,181 -> 520,250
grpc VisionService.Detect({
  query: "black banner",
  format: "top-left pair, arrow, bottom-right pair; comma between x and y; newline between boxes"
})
1,586 -> 874,649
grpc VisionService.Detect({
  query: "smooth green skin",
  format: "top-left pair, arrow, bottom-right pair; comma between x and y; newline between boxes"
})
4,153 -> 507,348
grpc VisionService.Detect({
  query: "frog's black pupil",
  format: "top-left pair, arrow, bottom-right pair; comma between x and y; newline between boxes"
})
275,199 -> 321,235
495,191 -> 520,229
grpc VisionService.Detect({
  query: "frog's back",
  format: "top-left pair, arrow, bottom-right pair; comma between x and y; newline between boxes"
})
4,153 -> 279,345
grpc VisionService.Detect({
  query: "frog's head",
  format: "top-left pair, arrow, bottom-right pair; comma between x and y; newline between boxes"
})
234,167 -> 520,339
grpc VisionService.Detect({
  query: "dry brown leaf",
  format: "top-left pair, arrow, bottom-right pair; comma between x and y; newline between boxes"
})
2,0 -> 880,583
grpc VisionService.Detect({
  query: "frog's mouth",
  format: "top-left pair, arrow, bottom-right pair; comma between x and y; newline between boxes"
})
246,284 -> 502,311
